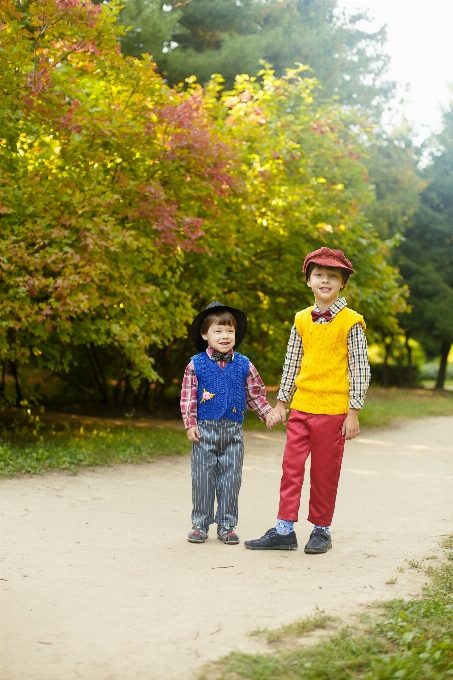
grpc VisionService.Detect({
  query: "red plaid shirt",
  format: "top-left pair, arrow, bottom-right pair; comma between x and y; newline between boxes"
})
180,346 -> 272,429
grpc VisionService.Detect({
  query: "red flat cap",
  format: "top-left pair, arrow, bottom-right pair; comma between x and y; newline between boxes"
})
303,247 -> 354,277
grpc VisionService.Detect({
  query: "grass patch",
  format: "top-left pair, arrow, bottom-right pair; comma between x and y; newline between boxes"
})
0,416 -> 188,477
251,608 -> 337,643
359,388 -> 453,429
441,536 -> 453,550
201,536 -> 453,680
243,388 -> 453,431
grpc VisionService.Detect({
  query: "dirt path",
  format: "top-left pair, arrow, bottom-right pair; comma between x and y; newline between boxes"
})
1,416 -> 453,680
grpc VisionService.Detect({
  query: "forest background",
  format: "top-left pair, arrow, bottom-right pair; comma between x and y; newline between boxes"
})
1,0 -> 453,413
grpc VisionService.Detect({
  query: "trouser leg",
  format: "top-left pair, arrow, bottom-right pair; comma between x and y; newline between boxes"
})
307,413 -> 347,526
214,421 -> 244,528
277,410 -> 311,522
191,420 -> 219,528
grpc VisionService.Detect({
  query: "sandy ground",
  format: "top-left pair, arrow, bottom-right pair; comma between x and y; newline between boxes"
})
1,416 -> 453,680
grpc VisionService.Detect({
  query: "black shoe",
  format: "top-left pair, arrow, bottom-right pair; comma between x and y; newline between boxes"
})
244,528 -> 298,550
304,529 -> 332,554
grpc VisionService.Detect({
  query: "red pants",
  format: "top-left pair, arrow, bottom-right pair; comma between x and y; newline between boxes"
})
277,410 -> 347,526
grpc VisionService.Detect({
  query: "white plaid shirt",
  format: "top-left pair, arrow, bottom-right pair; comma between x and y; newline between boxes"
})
277,297 -> 370,409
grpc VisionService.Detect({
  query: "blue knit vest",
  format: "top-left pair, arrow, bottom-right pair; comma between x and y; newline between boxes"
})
192,351 -> 250,424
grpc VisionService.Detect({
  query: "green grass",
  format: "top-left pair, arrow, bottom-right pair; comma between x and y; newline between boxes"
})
0,417 -> 188,477
200,538 -> 453,680
2,387 -> 453,478
251,607 -> 337,644
243,387 -> 453,431
359,388 -> 453,429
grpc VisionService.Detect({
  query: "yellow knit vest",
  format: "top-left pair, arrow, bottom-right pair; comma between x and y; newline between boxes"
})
290,306 -> 366,415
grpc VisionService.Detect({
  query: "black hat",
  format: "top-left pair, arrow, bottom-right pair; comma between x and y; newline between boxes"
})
190,300 -> 248,352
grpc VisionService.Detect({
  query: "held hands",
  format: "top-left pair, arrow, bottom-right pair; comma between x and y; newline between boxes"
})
265,400 -> 289,430
186,426 -> 201,442
342,408 -> 360,440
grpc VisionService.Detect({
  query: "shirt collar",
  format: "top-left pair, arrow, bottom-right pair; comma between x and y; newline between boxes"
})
313,296 -> 347,317
206,346 -> 234,360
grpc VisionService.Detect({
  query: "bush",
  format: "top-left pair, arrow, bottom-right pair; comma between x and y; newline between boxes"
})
370,363 -> 421,388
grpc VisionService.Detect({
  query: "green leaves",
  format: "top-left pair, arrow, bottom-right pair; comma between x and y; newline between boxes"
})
0,0 -> 236,387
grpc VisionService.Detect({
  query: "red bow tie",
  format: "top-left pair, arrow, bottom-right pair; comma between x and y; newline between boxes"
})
311,309 -> 333,322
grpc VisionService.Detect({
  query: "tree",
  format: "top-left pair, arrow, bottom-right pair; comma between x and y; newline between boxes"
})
115,0 -> 180,61
365,124 -> 424,241
147,67 -> 407,399
0,0 -> 236,403
397,105 -> 453,389
120,0 -> 394,116
0,1 -> 407,408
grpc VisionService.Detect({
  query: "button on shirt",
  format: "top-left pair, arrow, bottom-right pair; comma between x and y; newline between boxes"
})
181,346 -> 272,429
277,297 -> 371,409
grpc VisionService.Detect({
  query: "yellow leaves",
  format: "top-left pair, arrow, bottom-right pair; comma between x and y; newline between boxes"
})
316,222 -> 333,233
316,177 -> 326,183
334,183 -> 344,190
257,291 -> 270,310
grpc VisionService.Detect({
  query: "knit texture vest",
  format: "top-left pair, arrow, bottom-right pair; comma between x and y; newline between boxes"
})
290,306 -> 366,415
192,351 -> 250,423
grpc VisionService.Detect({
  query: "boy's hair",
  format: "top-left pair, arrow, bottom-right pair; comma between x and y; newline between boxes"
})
305,262 -> 350,285
200,311 -> 238,335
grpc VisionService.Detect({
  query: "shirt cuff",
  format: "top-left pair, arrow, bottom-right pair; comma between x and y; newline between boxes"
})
259,404 -> 273,421
277,390 -> 292,403
184,417 -> 198,429
349,397 -> 364,410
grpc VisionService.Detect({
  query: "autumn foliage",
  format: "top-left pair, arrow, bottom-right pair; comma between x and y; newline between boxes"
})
0,0 -> 236,394
0,0 -> 406,405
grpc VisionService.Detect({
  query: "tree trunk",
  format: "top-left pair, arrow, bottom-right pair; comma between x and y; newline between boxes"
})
0,361 -> 6,396
85,345 -> 108,405
9,360 -> 23,406
405,331 -> 413,388
435,341 -> 451,390
382,336 -> 393,387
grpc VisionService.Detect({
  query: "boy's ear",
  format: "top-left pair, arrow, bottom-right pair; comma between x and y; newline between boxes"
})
201,332 -> 208,341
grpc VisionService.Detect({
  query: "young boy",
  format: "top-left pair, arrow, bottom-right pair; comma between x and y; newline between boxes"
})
245,247 -> 370,554
181,300 -> 274,545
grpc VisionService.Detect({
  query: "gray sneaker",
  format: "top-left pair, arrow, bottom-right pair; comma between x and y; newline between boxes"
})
188,526 -> 208,543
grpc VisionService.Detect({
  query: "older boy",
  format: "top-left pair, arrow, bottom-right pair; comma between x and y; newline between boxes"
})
181,300 -> 274,545
245,248 -> 370,554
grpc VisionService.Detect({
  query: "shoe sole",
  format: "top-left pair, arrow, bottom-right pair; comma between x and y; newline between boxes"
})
187,537 -> 208,543
304,543 -> 332,554
244,543 -> 298,550
218,536 -> 240,545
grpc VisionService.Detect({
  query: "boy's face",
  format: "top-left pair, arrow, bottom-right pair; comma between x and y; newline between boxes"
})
202,323 -> 236,353
307,265 -> 344,309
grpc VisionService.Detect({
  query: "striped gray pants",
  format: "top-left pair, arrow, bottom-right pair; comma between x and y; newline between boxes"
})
191,419 -> 244,529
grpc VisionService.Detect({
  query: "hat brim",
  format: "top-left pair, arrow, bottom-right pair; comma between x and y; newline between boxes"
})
304,256 -> 354,276
190,304 -> 248,352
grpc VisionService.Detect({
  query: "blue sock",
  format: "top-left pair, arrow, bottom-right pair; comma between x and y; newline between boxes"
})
314,525 -> 330,534
276,519 -> 294,535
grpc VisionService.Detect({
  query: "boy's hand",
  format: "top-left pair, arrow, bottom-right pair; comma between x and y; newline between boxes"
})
266,411 -> 281,429
266,401 -> 289,429
342,409 -> 360,440
186,426 -> 201,442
